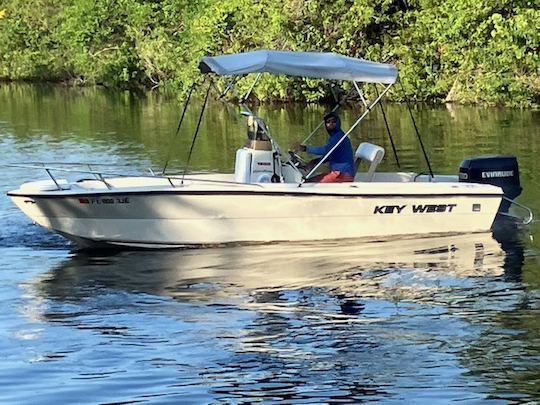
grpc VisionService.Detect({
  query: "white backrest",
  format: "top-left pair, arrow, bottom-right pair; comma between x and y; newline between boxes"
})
354,142 -> 385,182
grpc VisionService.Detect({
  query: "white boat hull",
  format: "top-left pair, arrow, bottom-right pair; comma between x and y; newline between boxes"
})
8,176 -> 503,248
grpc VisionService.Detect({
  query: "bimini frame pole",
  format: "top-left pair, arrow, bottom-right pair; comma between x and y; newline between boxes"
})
353,80 -> 401,168
240,73 -> 262,104
303,82 -> 394,182
301,86 -> 357,145
227,81 -> 254,116
181,80 -> 213,185
219,73 -> 261,115
399,78 -> 434,178
353,82 -> 370,109
161,83 -> 197,175
374,83 -> 401,168
218,76 -> 241,99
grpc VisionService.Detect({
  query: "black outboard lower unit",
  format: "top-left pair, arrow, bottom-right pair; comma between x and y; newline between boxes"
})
459,156 -> 522,212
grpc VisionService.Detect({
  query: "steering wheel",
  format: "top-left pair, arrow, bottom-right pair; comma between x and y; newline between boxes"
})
287,150 -> 307,169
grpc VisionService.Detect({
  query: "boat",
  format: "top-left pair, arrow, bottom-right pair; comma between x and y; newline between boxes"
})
6,50 -> 532,249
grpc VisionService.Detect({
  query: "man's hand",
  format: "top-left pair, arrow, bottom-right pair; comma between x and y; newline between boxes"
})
292,142 -> 306,153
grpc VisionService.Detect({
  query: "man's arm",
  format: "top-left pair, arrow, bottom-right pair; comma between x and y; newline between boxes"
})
306,135 -> 339,156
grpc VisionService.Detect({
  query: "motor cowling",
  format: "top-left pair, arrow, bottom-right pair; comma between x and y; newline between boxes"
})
459,156 -> 521,212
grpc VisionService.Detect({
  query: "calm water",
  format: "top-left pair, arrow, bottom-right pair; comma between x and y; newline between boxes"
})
1,84 -> 540,404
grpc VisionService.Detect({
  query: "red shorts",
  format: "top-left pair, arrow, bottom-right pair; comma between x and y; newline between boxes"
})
310,171 -> 354,183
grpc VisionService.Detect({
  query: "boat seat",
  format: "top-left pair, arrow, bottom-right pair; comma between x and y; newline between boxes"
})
354,142 -> 385,182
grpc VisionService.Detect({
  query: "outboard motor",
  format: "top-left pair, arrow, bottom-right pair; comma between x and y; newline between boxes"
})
459,156 -> 521,212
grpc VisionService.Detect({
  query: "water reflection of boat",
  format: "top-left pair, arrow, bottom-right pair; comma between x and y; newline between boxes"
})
26,230 -> 532,403
33,232 -> 515,308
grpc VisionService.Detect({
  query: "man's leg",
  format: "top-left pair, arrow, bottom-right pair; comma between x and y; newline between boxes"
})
320,171 -> 354,183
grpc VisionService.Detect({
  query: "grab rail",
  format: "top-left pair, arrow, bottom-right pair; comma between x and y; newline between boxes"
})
499,196 -> 534,225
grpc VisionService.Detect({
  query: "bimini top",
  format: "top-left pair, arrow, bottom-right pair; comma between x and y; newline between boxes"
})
199,50 -> 398,84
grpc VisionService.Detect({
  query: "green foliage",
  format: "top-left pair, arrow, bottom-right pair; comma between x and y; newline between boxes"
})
393,0 -> 539,106
0,0 -> 537,106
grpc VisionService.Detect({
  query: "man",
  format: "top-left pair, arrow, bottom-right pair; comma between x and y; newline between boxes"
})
293,112 -> 355,183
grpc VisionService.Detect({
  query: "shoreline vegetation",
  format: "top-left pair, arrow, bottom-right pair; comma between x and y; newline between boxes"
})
0,0 -> 538,107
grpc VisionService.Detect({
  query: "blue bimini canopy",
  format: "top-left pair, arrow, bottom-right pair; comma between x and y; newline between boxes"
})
199,50 -> 398,84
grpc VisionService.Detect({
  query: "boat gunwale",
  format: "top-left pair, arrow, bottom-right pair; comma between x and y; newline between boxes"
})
7,188 -> 504,199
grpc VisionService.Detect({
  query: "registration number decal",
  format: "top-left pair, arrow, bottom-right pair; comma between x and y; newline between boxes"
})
78,197 -> 130,205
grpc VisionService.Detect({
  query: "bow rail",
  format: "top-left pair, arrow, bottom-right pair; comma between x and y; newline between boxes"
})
2,163 -> 264,190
